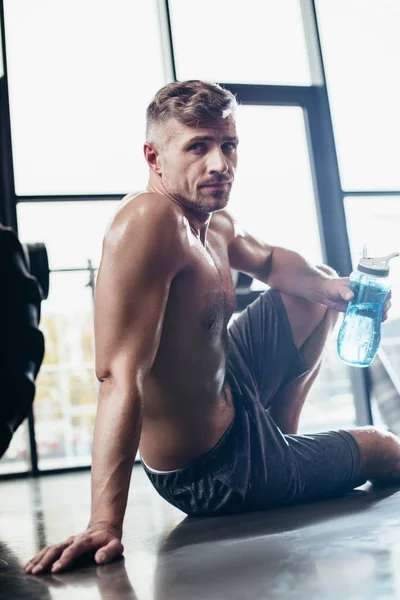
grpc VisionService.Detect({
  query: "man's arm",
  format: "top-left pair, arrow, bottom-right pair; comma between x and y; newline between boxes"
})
25,195 -> 186,574
213,210 -> 353,312
215,210 -> 392,319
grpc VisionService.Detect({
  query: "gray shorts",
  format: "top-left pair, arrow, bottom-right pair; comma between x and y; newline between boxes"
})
143,289 -> 365,516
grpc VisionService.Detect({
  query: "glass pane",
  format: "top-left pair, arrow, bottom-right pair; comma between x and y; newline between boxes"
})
230,105 -> 323,268
0,421 -> 30,474
230,104 -> 355,431
317,0 -> 400,190
4,0 -> 166,195
169,0 -> 311,85
344,196 -> 400,321
34,271 -> 98,469
17,200 -> 119,270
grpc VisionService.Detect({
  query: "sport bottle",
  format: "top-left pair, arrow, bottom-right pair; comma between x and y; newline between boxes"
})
337,249 -> 399,367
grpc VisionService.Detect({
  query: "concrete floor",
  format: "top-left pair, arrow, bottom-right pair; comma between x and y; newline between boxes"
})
1,467 -> 400,599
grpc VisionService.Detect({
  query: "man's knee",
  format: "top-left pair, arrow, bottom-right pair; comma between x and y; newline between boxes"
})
280,291 -> 327,348
280,264 -> 340,348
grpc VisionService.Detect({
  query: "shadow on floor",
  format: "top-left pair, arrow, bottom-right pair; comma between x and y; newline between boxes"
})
0,541 -> 52,600
153,485 -> 400,600
0,550 -> 139,600
158,483 -> 399,553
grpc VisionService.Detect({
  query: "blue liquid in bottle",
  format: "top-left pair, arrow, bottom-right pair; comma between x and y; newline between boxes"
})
337,271 -> 391,367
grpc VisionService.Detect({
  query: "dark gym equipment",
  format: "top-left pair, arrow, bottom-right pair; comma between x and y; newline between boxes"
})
0,225 -> 46,458
22,242 -> 50,300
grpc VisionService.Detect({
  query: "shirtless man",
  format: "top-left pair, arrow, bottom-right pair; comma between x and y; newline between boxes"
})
25,80 -> 397,575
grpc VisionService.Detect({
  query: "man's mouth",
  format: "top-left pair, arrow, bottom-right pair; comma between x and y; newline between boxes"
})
200,181 -> 232,189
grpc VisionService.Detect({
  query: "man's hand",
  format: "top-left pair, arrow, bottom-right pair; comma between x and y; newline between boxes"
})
322,277 -> 392,321
321,276 -> 354,313
24,523 -> 123,575
383,291 -> 392,321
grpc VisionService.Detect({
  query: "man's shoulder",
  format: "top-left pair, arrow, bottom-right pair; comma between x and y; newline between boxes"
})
103,192 -> 188,273
209,209 -> 237,244
106,191 -> 186,245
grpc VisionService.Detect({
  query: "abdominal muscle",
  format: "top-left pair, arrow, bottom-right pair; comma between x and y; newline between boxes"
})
139,372 -> 234,472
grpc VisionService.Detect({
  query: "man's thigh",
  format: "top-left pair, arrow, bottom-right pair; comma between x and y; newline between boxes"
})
227,289 -> 308,409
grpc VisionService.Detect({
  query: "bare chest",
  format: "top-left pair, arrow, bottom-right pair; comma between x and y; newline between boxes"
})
170,234 -> 236,334
198,243 -> 236,331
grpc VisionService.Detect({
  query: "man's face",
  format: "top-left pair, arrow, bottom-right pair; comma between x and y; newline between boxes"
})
156,115 -> 238,213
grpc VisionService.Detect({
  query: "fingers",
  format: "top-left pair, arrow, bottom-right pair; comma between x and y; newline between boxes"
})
95,538 -> 124,565
24,526 -> 123,575
383,299 -> 392,322
340,287 -> 353,302
25,540 -> 72,574
25,536 -> 94,574
328,279 -> 353,302
50,537 -> 98,573
383,303 -> 391,321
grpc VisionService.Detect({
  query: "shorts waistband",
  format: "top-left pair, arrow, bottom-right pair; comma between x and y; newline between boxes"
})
141,457 -> 180,475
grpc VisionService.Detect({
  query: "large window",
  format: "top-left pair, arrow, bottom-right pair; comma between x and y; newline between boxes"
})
33,270 -> 98,469
169,0 -> 311,85
230,105 -> 322,264
16,201 -> 119,269
316,0 -> 400,191
3,0 -> 398,475
4,0 -> 165,196
14,201 -> 119,468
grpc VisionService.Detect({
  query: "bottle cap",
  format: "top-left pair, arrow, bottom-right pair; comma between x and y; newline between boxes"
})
357,244 -> 400,276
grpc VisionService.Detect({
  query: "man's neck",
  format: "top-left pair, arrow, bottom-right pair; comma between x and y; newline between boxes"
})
146,180 -> 211,246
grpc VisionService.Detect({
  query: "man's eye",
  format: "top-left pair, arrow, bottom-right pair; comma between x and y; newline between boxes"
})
188,143 -> 205,151
223,142 -> 237,152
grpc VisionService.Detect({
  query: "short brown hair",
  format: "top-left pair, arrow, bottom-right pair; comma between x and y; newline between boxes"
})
146,80 -> 237,144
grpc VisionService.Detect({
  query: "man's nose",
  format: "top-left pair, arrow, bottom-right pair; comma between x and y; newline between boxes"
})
207,148 -> 229,174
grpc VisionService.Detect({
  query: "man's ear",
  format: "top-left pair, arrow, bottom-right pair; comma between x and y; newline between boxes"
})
144,142 -> 162,175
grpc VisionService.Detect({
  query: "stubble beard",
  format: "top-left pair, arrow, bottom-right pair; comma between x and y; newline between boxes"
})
172,188 -> 230,215
169,183 -> 231,215
198,188 -> 230,213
